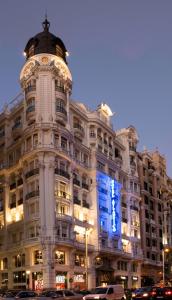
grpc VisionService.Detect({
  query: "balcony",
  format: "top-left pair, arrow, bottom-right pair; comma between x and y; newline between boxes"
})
56,190 -> 70,200
74,197 -> 81,205
25,85 -> 36,95
10,182 -> 16,190
82,182 -> 89,190
26,105 -> 35,121
25,190 -> 39,200
25,168 -> 39,179
55,168 -> 70,179
56,213 -> 72,223
83,200 -> 90,209
73,123 -> 85,138
73,178 -> 80,187
55,85 -> 65,93
12,123 -> 22,139
56,106 -> 67,125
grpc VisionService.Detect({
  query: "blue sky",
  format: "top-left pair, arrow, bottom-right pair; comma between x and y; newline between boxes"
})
0,0 -> 172,175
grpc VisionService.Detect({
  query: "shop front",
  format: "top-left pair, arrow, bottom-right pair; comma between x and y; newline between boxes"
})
96,266 -> 115,286
32,272 -> 43,291
132,276 -> 138,289
56,271 -> 67,289
73,273 -> 86,291
115,275 -> 128,289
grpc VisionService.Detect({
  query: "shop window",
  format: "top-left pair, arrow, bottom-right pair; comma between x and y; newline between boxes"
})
13,271 -> 26,283
34,250 -> 43,265
75,254 -> 85,267
55,251 -> 65,264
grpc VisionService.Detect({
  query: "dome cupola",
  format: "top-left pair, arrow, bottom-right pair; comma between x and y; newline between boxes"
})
24,17 -> 68,63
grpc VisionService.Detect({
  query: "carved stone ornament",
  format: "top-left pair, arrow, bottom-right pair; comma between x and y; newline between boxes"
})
22,60 -> 36,79
41,56 -> 49,64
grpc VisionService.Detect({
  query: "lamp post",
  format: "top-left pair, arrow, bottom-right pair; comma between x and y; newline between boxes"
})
162,248 -> 170,286
85,227 -> 92,290
26,270 -> 31,289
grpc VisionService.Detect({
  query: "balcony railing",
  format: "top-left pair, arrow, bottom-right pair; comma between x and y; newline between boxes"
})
25,85 -> 36,94
25,168 -> 39,179
55,85 -> 65,93
26,105 -> 35,114
56,106 -> 67,116
56,190 -> 70,200
74,197 -> 81,205
25,190 -> 39,200
12,122 -> 22,131
73,178 -> 80,186
55,168 -> 70,179
73,123 -> 84,132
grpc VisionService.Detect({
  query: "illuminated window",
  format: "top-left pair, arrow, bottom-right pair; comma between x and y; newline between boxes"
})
34,250 -> 43,265
55,251 -> 65,264
75,254 -> 85,267
2,258 -> 8,270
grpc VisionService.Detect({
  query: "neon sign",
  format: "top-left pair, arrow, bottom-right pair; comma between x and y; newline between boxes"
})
111,179 -> 121,235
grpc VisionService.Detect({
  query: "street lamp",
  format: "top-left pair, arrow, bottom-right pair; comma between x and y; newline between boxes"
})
85,227 -> 92,290
162,247 -> 170,286
26,270 -> 31,289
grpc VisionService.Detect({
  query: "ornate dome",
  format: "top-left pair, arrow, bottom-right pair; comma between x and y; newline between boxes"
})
24,18 -> 68,63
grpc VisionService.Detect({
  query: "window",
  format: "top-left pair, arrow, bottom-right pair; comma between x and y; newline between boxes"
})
13,254 -> 25,268
13,271 -> 26,283
150,200 -> 154,210
146,238 -> 150,247
144,195 -> 149,204
144,182 -> 148,190
75,254 -> 85,267
55,251 -> 65,264
34,250 -> 42,265
145,210 -> 149,219
2,258 -> 8,269
61,137 -> 67,150
158,203 -> 162,212
132,262 -> 138,272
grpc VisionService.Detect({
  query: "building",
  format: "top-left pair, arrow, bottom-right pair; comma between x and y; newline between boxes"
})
138,149 -> 172,286
0,18 -> 144,290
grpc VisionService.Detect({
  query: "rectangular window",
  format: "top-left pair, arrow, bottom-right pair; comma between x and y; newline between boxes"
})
55,251 -> 65,264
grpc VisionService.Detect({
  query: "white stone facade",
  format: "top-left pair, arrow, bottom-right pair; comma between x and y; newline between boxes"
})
0,49 -> 143,290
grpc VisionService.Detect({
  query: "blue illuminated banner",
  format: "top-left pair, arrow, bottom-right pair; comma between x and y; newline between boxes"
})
97,172 -> 121,237
110,179 -> 121,235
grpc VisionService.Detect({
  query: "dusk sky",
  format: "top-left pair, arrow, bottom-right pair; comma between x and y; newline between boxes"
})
0,1 -> 172,175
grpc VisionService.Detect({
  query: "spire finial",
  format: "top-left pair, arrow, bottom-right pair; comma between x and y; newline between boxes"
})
42,12 -> 50,31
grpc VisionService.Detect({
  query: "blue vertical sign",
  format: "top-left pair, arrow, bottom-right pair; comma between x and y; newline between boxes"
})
111,179 -> 121,235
